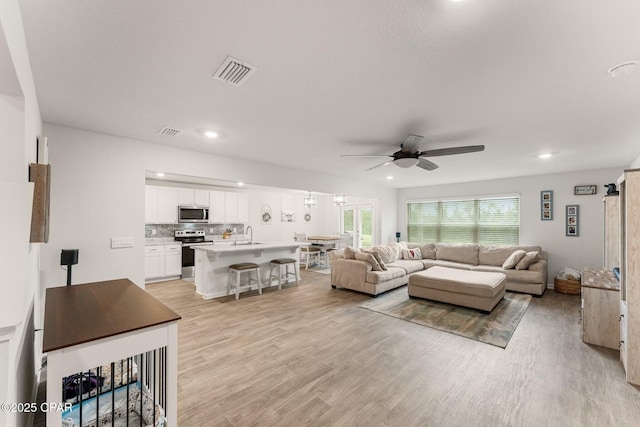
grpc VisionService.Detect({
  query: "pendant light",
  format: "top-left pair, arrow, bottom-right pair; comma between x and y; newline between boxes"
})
304,191 -> 317,208
333,194 -> 346,206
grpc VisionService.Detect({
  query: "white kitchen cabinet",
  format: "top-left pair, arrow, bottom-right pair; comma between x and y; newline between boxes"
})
145,186 -> 159,223
178,188 -> 209,206
195,190 -> 209,206
145,245 -> 165,279
223,192 -> 249,223
165,244 -> 182,276
158,187 -> 178,223
146,185 -> 178,223
225,192 -> 238,222
145,244 -> 182,282
237,193 -> 249,223
209,191 -> 225,223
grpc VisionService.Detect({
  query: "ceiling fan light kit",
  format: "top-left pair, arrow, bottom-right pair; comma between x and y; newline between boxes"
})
394,158 -> 420,168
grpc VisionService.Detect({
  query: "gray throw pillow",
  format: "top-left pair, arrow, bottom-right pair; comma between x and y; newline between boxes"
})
515,251 -> 539,270
355,252 -> 383,271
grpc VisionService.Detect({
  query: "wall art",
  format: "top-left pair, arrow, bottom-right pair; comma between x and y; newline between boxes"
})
540,190 -> 553,221
566,205 -> 579,236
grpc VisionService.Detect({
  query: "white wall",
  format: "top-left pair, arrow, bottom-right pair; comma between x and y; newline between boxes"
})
631,154 -> 640,169
398,167 -> 625,283
42,124 -> 398,291
1,0 -> 43,425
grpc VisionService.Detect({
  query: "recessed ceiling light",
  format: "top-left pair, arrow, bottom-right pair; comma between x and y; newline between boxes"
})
386,175 -> 394,180
156,172 -> 165,177
537,153 -> 552,159
237,182 -> 244,186
204,131 -> 218,139
608,60 -> 639,77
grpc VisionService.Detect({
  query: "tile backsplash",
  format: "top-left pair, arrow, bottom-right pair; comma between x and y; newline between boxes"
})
145,223 -> 246,238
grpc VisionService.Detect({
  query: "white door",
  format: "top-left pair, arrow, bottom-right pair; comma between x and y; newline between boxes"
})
341,204 -> 375,248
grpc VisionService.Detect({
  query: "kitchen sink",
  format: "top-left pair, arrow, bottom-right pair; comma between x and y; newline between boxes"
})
235,242 -> 262,246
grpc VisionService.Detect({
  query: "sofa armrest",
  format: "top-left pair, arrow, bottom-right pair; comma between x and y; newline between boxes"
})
330,258 -> 372,289
528,259 -> 548,285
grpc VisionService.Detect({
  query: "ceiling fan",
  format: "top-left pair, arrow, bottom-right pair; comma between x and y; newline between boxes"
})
341,134 -> 485,171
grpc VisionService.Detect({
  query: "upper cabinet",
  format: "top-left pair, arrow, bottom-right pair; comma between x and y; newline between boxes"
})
147,185 -> 248,224
145,186 -> 178,223
224,192 -> 249,223
209,191 -> 225,223
178,188 -> 209,206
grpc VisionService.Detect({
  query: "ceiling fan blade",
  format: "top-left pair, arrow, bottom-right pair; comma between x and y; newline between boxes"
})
419,145 -> 485,157
341,154 -> 392,158
365,161 -> 393,171
417,158 -> 439,171
400,134 -> 424,153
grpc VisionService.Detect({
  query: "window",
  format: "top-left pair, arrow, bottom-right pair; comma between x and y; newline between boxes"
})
407,196 -> 520,245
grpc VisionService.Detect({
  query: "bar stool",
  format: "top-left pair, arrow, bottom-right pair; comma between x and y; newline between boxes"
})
227,262 -> 261,300
269,258 -> 299,290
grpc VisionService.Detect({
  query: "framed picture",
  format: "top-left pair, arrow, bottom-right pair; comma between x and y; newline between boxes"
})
540,190 -> 553,221
566,205 -> 579,236
574,185 -> 597,195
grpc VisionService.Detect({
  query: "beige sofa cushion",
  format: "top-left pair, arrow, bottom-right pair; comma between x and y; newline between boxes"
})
502,250 -> 526,269
471,265 -> 543,283
421,259 -> 474,270
355,252 -> 383,271
371,243 -> 399,264
386,260 -> 424,274
419,244 -> 436,259
435,243 -> 479,265
361,249 -> 387,270
479,245 -> 543,266
366,267 -> 406,284
344,246 -> 358,259
515,251 -> 539,270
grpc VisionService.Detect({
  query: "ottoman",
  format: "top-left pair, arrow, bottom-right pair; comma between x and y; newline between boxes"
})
409,266 -> 506,312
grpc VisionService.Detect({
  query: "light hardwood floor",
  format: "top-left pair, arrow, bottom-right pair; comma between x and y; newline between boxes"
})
141,271 -> 640,427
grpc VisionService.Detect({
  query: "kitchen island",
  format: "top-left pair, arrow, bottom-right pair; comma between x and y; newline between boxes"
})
194,242 -> 303,299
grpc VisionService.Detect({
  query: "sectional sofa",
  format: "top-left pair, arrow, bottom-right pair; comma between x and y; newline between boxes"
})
329,242 -> 548,296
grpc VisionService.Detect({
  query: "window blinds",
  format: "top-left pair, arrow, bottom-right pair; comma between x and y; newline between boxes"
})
407,196 -> 519,245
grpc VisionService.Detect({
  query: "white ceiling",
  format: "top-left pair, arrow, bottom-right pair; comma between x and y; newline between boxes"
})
19,0 -> 640,189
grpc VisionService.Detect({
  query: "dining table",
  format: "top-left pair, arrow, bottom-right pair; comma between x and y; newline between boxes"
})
306,236 -> 343,267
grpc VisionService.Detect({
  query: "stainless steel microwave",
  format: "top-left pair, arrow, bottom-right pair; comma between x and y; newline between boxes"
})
178,205 -> 209,223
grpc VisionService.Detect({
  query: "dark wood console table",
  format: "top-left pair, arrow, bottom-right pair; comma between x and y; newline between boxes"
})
43,278 -> 181,426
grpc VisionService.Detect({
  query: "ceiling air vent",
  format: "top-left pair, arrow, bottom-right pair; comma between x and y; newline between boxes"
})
213,56 -> 256,86
158,127 -> 183,137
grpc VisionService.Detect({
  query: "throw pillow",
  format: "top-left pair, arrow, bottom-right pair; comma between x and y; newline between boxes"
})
355,252 -> 383,271
371,244 -> 399,264
502,250 -> 526,269
418,243 -> 436,259
344,246 -> 358,259
361,249 -> 387,270
515,251 -> 539,270
403,248 -> 423,260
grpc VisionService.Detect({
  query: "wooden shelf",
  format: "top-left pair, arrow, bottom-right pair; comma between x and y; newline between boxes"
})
29,163 -> 50,243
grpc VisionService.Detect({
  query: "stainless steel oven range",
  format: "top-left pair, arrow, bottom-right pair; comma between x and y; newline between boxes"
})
174,230 -> 213,279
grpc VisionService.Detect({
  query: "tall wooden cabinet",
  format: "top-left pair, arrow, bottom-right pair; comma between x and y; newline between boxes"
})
603,195 -> 619,270
618,169 -> 640,385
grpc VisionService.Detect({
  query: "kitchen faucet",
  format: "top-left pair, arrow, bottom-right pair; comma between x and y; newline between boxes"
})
246,225 -> 253,244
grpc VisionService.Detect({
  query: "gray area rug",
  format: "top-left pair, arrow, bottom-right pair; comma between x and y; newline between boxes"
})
360,287 -> 531,348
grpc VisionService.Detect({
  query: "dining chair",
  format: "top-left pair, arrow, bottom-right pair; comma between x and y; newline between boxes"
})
295,233 -> 321,269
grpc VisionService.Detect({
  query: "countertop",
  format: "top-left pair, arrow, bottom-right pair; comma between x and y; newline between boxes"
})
581,268 -> 620,291
193,241 -> 302,253
145,236 -> 250,246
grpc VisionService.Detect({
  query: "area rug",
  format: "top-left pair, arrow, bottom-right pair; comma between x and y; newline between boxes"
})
360,288 -> 531,348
